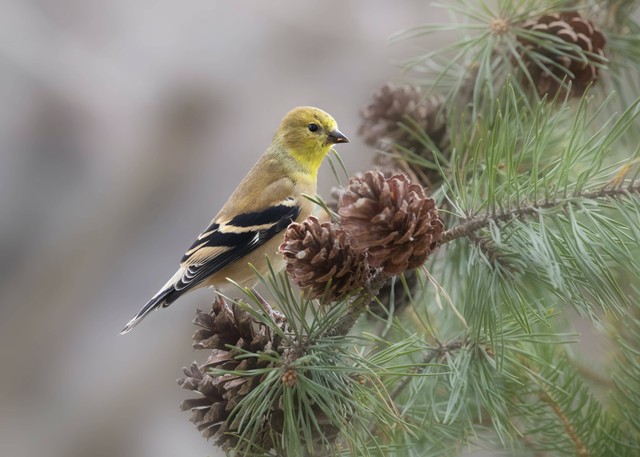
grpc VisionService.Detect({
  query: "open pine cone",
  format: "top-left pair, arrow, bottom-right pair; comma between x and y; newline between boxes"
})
518,11 -> 606,97
279,216 -> 370,303
178,298 -> 342,453
178,298 -> 283,450
339,171 -> 444,275
359,83 -> 449,188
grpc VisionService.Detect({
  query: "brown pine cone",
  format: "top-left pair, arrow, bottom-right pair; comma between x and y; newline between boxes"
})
359,83 -> 449,188
178,298 -> 282,450
279,216 -> 370,303
339,171 -> 444,275
518,11 -> 606,97
179,297 -> 345,453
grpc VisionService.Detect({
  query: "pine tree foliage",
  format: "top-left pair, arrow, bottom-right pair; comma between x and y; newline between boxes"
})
179,1 -> 640,455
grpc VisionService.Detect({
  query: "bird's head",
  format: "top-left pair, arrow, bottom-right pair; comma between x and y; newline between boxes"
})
275,106 -> 349,174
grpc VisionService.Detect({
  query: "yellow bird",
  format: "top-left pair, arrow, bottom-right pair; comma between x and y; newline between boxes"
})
121,106 -> 349,333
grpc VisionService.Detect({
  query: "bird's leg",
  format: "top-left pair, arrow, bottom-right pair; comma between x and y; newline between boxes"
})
251,288 -> 286,324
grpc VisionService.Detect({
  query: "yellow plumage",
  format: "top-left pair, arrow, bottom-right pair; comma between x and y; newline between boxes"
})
121,106 -> 349,334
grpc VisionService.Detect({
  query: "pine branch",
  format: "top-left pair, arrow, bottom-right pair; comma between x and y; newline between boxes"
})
389,337 -> 469,401
538,391 -> 589,457
364,337 -> 470,442
466,231 -> 517,271
439,184 -> 640,245
323,273 -> 388,338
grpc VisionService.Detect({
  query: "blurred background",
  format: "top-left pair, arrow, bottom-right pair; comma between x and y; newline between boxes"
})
0,1 -> 448,456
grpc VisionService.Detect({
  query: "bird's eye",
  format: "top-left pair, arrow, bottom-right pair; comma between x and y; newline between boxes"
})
308,123 -> 319,132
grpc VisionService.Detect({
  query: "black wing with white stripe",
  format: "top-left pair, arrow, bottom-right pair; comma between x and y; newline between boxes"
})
170,199 -> 301,295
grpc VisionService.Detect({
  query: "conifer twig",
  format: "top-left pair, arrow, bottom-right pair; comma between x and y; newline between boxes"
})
367,337 -> 468,438
323,273 -> 389,337
438,184 -> 640,245
466,231 -> 505,261
539,391 -> 589,457
390,337 -> 468,400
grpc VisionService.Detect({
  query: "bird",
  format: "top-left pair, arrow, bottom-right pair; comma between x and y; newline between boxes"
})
120,106 -> 349,334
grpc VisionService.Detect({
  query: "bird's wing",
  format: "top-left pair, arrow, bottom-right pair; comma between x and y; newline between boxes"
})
174,197 -> 301,292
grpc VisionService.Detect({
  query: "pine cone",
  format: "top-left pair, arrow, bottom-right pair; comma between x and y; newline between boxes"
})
279,216 -> 370,303
178,298 -> 282,450
518,11 -> 606,97
339,171 -> 444,275
179,298 -> 343,453
359,83 -> 449,187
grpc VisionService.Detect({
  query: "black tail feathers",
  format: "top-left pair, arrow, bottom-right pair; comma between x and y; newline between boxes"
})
120,288 -> 174,334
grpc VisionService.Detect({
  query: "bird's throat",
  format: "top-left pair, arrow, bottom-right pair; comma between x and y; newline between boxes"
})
289,145 -> 332,176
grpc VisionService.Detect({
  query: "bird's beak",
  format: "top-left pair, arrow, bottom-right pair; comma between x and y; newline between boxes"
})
327,128 -> 350,144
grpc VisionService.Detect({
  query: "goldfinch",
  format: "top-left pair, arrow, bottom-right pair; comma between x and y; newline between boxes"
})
121,106 -> 349,334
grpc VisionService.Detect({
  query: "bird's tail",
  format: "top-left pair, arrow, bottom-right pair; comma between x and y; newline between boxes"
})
120,287 -> 174,334
120,268 -> 189,334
